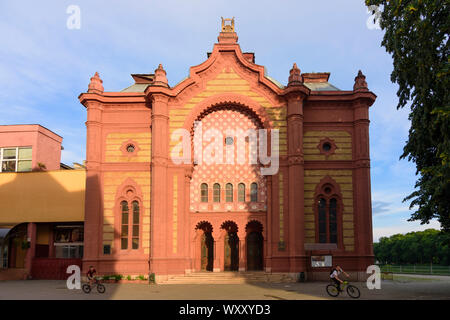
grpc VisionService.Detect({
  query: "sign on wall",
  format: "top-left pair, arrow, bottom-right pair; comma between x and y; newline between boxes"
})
311,255 -> 332,267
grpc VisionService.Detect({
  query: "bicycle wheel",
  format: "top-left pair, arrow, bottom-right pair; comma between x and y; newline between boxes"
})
346,285 -> 360,299
326,284 -> 339,297
82,284 -> 91,294
97,283 -> 106,294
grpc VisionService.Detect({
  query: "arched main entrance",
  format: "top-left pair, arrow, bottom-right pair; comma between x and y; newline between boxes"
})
221,221 -> 239,271
196,221 -> 214,272
246,221 -> 263,271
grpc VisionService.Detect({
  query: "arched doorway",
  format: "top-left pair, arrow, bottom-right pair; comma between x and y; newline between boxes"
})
221,221 -> 239,271
196,221 -> 214,272
201,233 -> 214,271
246,220 -> 263,271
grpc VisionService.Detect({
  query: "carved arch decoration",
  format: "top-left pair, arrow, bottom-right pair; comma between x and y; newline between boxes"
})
220,220 -> 239,233
183,93 -> 273,134
245,220 -> 264,234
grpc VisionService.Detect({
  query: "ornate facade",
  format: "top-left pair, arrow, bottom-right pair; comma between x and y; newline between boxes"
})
79,20 -> 376,282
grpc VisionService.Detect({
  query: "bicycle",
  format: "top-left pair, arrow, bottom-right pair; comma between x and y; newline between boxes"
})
326,280 -> 360,298
82,278 -> 106,294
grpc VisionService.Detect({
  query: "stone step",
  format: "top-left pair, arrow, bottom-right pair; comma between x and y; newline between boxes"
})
159,272 -> 297,284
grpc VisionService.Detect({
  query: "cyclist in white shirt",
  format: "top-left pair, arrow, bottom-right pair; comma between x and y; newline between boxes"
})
330,265 -> 349,292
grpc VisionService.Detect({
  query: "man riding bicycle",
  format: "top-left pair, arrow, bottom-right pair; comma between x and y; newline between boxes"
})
87,265 -> 97,286
330,265 -> 349,292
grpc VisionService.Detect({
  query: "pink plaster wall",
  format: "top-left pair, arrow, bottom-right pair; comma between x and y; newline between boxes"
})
0,125 -> 62,171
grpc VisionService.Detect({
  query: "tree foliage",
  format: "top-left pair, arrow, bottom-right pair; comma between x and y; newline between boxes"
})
374,229 -> 450,264
365,0 -> 450,231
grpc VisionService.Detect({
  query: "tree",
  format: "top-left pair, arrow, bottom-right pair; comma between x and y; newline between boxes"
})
365,0 -> 450,231
374,229 -> 449,264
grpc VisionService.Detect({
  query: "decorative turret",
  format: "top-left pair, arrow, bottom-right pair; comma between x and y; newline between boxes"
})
218,17 -> 238,44
288,63 -> 302,86
87,72 -> 104,94
153,64 -> 169,87
353,70 -> 369,92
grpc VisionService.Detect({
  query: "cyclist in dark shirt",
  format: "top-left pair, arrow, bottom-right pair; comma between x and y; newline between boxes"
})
87,266 -> 97,285
330,265 -> 349,292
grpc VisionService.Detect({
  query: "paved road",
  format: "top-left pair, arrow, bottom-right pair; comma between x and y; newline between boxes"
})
0,275 -> 449,300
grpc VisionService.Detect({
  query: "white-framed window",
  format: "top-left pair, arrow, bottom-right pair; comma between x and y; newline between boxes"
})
0,147 -> 32,172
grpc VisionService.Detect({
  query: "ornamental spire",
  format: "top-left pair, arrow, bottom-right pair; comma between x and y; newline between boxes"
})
353,70 -> 369,91
153,63 -> 169,87
87,72 -> 104,94
288,63 -> 302,85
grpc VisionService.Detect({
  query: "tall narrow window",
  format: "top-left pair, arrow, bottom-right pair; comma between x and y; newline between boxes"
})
213,183 -> 221,202
201,183 -> 208,202
238,183 -> 245,202
317,197 -> 339,244
226,183 -> 233,202
318,198 -> 327,243
250,182 -> 258,202
132,201 -> 140,249
329,198 -> 337,244
120,201 -> 129,250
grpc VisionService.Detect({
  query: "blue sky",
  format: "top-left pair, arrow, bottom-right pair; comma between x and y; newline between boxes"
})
0,0 -> 440,240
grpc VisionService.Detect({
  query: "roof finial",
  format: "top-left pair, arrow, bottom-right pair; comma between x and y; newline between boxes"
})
221,17 -> 235,32
353,70 -> 369,91
153,63 -> 168,87
288,63 -> 302,85
218,17 -> 238,44
88,72 -> 104,94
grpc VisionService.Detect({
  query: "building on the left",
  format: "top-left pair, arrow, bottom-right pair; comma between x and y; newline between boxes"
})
0,124 -> 86,280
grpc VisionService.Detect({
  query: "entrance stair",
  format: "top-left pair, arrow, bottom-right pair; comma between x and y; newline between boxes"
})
159,271 -> 297,284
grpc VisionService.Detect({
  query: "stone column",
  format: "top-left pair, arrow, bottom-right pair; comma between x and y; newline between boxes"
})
83,100 -> 103,269
212,230 -> 221,272
25,222 -> 36,278
352,71 -> 376,270
265,176 -> 272,272
184,168 -> 193,273
81,72 -> 105,273
285,63 -> 307,272
238,229 -> 246,272
353,101 -> 373,259
149,93 -> 170,275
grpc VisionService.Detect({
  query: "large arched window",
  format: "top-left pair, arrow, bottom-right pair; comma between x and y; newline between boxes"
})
213,183 -> 221,203
201,183 -> 208,202
238,183 -> 245,202
226,183 -> 233,202
250,182 -> 258,202
317,197 -> 339,244
120,200 -> 140,250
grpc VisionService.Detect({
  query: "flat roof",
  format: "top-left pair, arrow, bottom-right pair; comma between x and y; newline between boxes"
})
0,124 -> 63,140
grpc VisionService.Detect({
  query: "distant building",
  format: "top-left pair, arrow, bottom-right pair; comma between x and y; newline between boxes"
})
0,124 -> 63,172
0,125 -> 85,280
